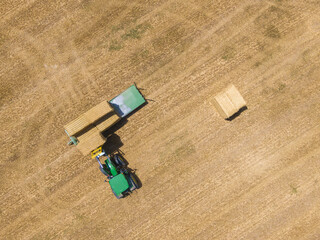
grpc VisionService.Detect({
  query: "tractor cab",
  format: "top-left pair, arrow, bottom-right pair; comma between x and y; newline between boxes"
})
109,174 -> 130,197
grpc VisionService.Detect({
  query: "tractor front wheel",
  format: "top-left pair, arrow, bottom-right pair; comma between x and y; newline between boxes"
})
114,154 -> 126,167
99,165 -> 110,177
128,173 -> 139,191
112,189 -> 123,199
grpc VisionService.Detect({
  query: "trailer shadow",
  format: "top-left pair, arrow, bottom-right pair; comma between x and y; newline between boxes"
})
135,84 -> 155,103
101,117 -> 127,137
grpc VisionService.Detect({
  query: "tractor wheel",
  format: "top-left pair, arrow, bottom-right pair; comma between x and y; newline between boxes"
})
99,165 -> 109,177
128,173 -> 139,191
111,189 -> 123,199
114,154 -> 126,167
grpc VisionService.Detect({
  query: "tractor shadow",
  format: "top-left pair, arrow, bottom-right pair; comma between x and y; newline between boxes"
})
101,133 -> 124,155
226,106 -> 248,121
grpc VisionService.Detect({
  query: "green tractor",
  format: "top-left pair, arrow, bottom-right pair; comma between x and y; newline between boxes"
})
92,147 -> 139,199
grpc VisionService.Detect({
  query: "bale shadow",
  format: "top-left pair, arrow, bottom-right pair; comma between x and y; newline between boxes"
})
226,106 -> 248,121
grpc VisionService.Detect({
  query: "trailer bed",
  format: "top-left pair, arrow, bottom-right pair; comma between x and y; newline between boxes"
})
64,84 -> 145,155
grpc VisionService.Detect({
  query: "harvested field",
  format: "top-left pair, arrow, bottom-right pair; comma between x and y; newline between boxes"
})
1,0 -> 320,239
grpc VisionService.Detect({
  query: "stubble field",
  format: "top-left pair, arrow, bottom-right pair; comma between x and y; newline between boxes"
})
0,0 -> 320,239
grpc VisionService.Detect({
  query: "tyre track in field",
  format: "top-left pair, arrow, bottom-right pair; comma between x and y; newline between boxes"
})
28,73 -> 318,238
0,0 -> 175,212
143,124 -> 320,236
142,1 -> 302,100
15,82 -> 320,238
194,146 -> 320,239
122,3 -> 314,151
0,0 -> 140,119
0,0 -> 178,206
1,120 -> 200,238
0,0 -> 245,193
0,0 -> 316,225
0,0 -> 308,139
243,180 -> 320,239
110,43 -> 320,236
0,24 -> 81,118
103,1 -> 267,141
0,148 -> 80,225
0,26 -> 74,177
1,0 -> 318,236
0,166 -> 108,240
0,0 -> 37,25
70,0 -> 245,97
124,96 -> 320,239
0,0 -> 138,188
0,25 -> 86,191
2,0 -> 244,122
60,0 -> 177,93
9,43 -> 318,238
0,0 -> 174,132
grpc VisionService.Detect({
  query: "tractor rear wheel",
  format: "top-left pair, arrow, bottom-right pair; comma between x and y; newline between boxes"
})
114,154 -> 126,167
128,173 -> 139,191
99,165 -> 109,177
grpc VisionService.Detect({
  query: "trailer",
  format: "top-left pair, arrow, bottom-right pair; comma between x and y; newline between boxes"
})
64,84 -> 146,155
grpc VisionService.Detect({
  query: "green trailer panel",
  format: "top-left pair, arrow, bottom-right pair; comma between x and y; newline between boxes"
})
109,85 -> 146,117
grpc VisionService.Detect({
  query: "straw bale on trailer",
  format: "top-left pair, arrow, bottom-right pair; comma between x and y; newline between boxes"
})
76,127 -> 105,155
64,100 -> 121,155
64,101 -> 114,136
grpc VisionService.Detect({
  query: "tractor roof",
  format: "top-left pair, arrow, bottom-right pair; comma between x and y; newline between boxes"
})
109,174 -> 129,196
